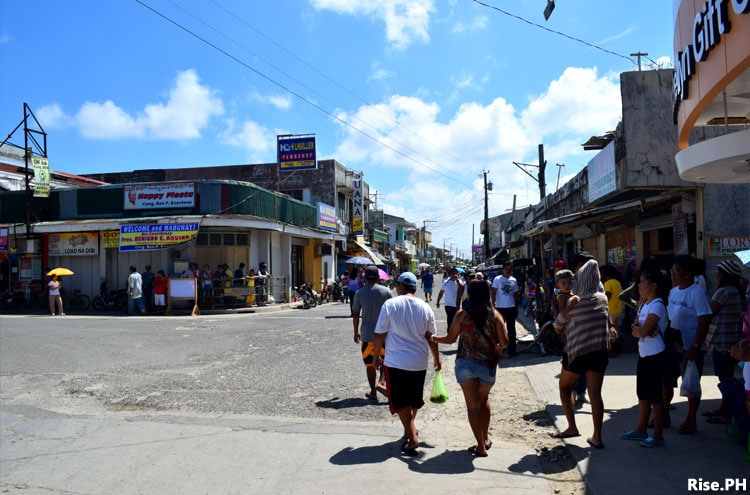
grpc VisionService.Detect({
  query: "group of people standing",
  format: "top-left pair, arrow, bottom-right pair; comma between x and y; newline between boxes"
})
124,261 -> 271,314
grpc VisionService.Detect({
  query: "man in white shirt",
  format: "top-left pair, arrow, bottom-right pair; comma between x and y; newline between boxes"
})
436,267 -> 464,330
372,272 -> 441,457
492,261 -> 520,357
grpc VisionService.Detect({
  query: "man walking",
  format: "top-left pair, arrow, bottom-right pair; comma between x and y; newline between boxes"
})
372,272 -> 442,456
421,268 -> 434,302
127,265 -> 146,315
492,261 -> 520,357
436,267 -> 464,330
352,265 -> 393,400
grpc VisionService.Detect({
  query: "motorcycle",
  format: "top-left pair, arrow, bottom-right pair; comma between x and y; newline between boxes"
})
319,280 -> 331,304
294,283 -> 318,309
0,290 -> 25,313
91,282 -> 128,311
330,280 -> 344,302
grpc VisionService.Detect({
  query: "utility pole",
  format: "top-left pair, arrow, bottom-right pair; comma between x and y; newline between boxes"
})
422,219 -> 435,262
538,144 -> 546,200
630,52 -> 648,71
482,170 -> 492,264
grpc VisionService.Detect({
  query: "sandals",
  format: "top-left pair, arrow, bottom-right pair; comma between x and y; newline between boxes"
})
706,416 -> 730,425
678,421 -> 697,435
468,446 -> 489,457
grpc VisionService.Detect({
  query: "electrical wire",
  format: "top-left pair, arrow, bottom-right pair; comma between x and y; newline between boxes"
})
135,0 -> 475,190
470,0 -> 636,64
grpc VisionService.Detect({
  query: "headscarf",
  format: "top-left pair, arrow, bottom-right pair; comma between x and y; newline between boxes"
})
576,259 -> 601,297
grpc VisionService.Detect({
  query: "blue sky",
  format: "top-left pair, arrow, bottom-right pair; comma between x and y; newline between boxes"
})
0,0 -> 674,260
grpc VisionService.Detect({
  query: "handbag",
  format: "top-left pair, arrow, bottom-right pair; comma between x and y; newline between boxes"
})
429,370 -> 449,403
679,360 -> 702,398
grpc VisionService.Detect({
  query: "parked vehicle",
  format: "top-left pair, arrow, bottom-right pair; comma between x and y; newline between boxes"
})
294,283 -> 318,309
91,282 -> 128,311
330,280 -> 344,302
319,280 -> 331,303
65,289 -> 91,312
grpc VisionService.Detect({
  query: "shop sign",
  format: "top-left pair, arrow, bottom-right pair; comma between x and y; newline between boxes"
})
32,157 -> 50,198
708,235 -> 750,257
277,135 -> 317,171
124,182 -> 195,210
119,223 -> 199,252
352,172 -> 364,235
587,142 -> 616,202
317,202 -> 337,232
673,0 -> 750,120
48,232 -> 99,256
102,230 -> 120,249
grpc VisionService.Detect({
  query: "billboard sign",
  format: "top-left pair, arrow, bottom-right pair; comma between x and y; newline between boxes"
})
277,135 -> 317,171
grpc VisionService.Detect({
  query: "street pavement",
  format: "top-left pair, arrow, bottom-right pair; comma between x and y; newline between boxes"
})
1,302 -> 748,494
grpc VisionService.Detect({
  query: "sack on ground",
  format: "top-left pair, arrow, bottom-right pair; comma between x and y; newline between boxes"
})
679,360 -> 702,398
429,370 -> 449,403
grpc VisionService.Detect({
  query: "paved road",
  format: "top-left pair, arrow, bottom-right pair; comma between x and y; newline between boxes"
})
0,302 -> 552,495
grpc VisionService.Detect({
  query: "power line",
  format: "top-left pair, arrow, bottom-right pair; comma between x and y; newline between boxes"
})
135,0 -> 475,189
470,0 -> 635,63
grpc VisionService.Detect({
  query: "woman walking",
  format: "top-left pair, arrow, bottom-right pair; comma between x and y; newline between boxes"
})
432,279 -> 508,457
551,259 -> 612,449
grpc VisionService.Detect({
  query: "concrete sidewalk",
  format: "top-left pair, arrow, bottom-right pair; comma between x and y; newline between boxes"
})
523,352 -> 749,494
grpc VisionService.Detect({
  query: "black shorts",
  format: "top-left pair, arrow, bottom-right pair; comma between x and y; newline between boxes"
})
564,350 -> 609,376
637,353 -> 666,403
384,366 -> 427,415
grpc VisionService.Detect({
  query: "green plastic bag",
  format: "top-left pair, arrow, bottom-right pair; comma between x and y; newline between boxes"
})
430,370 -> 449,403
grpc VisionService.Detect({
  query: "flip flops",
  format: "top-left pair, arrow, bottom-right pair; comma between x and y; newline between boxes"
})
549,431 -> 581,439
468,446 -> 489,457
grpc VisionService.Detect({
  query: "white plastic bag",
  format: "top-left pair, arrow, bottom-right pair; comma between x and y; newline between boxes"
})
679,361 -> 702,398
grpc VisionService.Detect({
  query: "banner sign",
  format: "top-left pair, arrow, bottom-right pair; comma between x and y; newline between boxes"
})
587,141 -> 616,202
102,230 -> 120,249
0,226 -> 8,252
48,232 -> 99,256
351,172 -> 364,235
119,223 -> 199,252
708,235 -> 750,257
317,202 -> 337,232
277,135 -> 317,171
124,182 -> 195,210
32,157 -> 50,198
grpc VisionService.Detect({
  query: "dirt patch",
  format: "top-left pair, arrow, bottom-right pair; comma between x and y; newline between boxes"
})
492,369 -> 585,495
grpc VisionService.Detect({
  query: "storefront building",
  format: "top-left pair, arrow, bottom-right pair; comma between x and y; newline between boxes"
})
0,180 -> 344,308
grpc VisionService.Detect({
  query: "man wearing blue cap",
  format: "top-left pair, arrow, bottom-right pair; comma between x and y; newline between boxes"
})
372,271 -> 442,456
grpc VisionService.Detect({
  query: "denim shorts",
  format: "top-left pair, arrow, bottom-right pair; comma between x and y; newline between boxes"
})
455,358 -> 497,386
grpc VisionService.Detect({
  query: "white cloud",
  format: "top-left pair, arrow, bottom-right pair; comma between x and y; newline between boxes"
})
218,119 -> 274,161
331,66 -> 623,244
76,69 -> 224,140
249,91 -> 293,110
36,103 -> 74,130
310,0 -> 435,49
368,60 -> 394,81
452,15 -> 487,34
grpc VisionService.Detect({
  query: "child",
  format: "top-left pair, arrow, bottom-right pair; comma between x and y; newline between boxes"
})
552,270 -> 575,333
620,267 -> 669,447
153,270 -> 168,314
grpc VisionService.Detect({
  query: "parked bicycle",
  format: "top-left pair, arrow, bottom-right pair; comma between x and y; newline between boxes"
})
65,289 -> 91,312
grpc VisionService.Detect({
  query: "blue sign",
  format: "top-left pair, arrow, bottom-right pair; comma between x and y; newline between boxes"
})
278,135 -> 317,171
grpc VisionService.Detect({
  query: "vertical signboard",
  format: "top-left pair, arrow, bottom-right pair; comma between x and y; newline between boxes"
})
277,135 -> 317,171
0,226 -> 8,252
351,172 -> 364,236
32,157 -> 50,198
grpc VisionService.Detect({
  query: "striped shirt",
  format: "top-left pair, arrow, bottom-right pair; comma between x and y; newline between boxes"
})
563,292 -> 610,363
706,285 -> 743,352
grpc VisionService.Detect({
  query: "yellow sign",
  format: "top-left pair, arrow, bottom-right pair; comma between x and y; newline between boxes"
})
102,230 -> 120,249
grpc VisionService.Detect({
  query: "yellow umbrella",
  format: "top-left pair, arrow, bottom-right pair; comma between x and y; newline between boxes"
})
47,267 -> 74,276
